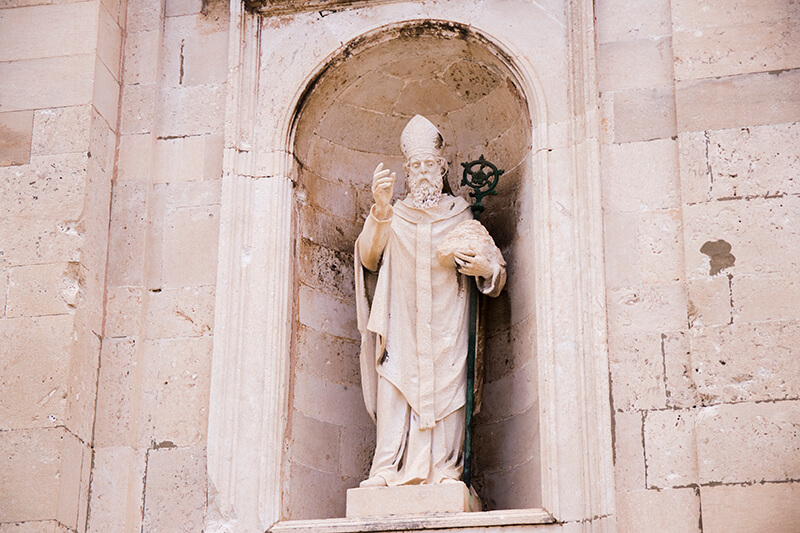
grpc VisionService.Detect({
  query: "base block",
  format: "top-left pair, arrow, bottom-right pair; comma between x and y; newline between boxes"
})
345,482 -> 481,518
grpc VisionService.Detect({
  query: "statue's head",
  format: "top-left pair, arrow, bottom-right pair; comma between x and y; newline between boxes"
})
401,115 -> 448,208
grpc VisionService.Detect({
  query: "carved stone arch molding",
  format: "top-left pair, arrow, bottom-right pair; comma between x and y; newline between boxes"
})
207,1 -> 614,531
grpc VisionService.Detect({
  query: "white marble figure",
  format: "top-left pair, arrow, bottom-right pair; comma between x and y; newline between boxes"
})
355,115 -> 506,487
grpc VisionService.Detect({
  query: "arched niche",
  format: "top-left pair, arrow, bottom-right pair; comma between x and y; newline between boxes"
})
208,2 -> 614,532
285,21 -> 537,519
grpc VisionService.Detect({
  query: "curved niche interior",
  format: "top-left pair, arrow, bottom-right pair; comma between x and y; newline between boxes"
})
284,21 -> 539,520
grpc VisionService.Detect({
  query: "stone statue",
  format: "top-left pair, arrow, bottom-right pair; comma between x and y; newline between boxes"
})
354,115 -> 506,487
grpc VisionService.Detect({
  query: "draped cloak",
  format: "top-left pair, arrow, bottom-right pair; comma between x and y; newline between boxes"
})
355,195 -> 505,430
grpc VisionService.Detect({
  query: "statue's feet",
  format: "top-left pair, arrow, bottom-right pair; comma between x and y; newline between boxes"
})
359,475 -> 388,488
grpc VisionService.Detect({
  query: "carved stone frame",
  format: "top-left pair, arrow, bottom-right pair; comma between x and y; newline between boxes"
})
207,1 -> 615,531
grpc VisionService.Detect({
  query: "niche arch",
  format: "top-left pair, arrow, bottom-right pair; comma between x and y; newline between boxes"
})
286,20 -> 539,520
208,3 -> 613,532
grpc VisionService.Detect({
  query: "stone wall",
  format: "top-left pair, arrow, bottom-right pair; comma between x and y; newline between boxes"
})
598,0 -> 800,531
0,0 -> 798,531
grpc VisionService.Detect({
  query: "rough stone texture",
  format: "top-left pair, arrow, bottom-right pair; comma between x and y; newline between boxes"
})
616,488 -> 701,533
142,446 -> 206,532
0,110 -> 33,166
644,409 -> 698,488
346,483 -> 477,517
701,482 -> 800,533
612,411 -> 645,492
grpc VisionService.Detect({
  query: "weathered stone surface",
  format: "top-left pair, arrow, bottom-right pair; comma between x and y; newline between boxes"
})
0,521 -> 70,532
662,331 -> 700,408
92,56 -> 120,128
6,262 -> 79,318
0,110 -> 33,166
612,85 -> 677,143
104,286 -> 144,338
289,410 -> 340,475
106,181 -> 148,287
120,83 -> 156,135
155,84 -> 226,138
338,424 -> 374,481
644,409 -> 698,488
297,284 -> 357,341
473,405 -> 538,475
144,286 -> 214,339
613,411 -> 645,491
293,371 -> 372,429
608,332 -> 667,411
607,282 -> 688,334
346,482 -> 477,517
701,482 -> 800,533
596,0 -> 672,43
0,316 -> 72,430
86,446 -> 146,533
295,324 -> 360,388
676,69 -> 800,133
162,204 -> 220,287
683,196 -> 800,278
284,460 -> 357,521
690,322 -> 800,405
0,55 -> 95,112
598,38 -> 673,92
93,338 -> 138,447
117,133 -> 154,181
686,275 -> 731,328
707,121 -> 800,199
601,138 -> 680,212
0,153 -> 88,219
142,446 -> 206,532
696,401 -> 800,484
733,272 -> 800,324
615,488 -> 700,533
124,30 -> 160,86
677,130 -> 711,205
670,0 -> 795,30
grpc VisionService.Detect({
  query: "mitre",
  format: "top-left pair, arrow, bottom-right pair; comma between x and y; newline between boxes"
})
401,115 -> 444,160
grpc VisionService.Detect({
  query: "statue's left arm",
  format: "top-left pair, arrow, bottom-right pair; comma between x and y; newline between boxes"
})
454,250 -> 506,298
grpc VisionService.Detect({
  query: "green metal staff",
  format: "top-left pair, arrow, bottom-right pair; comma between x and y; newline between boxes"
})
460,155 -> 503,488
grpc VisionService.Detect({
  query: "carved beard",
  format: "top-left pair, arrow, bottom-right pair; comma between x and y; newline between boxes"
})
410,177 -> 442,208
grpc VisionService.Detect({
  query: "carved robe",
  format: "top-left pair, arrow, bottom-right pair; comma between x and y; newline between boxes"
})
355,194 -> 505,484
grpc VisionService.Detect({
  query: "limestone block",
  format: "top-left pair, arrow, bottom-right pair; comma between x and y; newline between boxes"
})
346,483 -> 478,517
733,272 -> 800,323
153,135 -> 207,183
104,286 -> 144,337
305,134 -> 401,191
0,427 -> 87,526
117,133 -> 154,181
92,55 -> 120,128
96,1 -> 122,80
472,455 -> 540,511
598,38 -> 673,92
123,31 -> 160,86
671,0 -> 794,32
0,315 -> 72,430
151,336 -> 212,446
120,83 -> 156,135
477,360 -> 536,422
615,488 -> 700,533
0,269 -> 6,315
595,0 -> 672,43
601,138 -> 680,213
295,325 -> 360,388
0,2 -> 99,62
644,409 -> 698,488
64,312 -> 103,443
293,371 -> 372,429
101,0 -> 124,27
686,275 -> 731,328
106,180 -> 148,287
94,338 -> 138,447
6,262 -> 78,318
0,55 -> 95,112
298,284 -> 358,341
165,0 -> 202,17
31,106 -> 92,157
677,131 -> 711,205
0,153 -> 88,219
676,70 -> 800,133
301,172 -> 356,222
142,446 -> 206,532
338,424 -> 374,481
284,460 -> 356,520
612,85 -> 677,143
86,446 -> 146,533
696,401 -> 800,484
700,482 -> 800,533
662,330 -> 700,408
297,238 -> 354,300
298,203 -> 363,253
144,286 -> 214,339
674,20 -> 800,82
317,103 -> 405,156
683,196 -> 800,277
473,405 -> 538,474
162,204 -> 220,287
690,322 -> 800,405
0,110 -> 33,166
126,0 -> 163,33
161,177 -> 221,207
0,218 -> 82,269
707,122 -> 800,199
169,17 -> 229,87
55,429 -> 90,531
155,84 -> 225,138
289,410 -> 340,475
338,71 -> 407,115
88,106 -> 116,173
606,282 -> 688,334
613,411 -> 645,491
608,332 -> 667,411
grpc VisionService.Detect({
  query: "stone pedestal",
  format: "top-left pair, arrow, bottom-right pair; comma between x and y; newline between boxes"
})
345,482 -> 481,518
